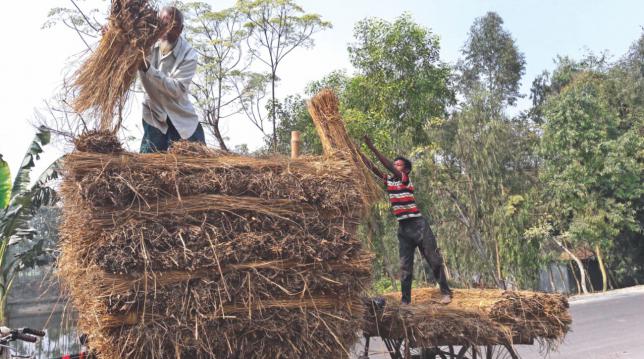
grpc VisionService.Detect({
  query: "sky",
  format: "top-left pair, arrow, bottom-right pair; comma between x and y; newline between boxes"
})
0,0 -> 642,182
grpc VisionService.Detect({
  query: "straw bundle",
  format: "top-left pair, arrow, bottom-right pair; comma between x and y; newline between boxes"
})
307,89 -> 381,207
363,288 -> 571,348
58,132 -> 372,358
72,0 -> 166,131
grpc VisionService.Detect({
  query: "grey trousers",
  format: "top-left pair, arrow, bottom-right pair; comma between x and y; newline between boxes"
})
398,216 -> 451,303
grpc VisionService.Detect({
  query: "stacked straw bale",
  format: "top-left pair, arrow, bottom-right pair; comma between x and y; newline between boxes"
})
58,130 -> 373,358
364,288 -> 571,348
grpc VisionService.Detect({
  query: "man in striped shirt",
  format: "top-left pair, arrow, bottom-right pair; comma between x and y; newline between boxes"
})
361,136 -> 452,305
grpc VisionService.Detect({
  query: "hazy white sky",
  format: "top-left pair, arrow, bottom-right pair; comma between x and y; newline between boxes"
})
0,0 -> 642,180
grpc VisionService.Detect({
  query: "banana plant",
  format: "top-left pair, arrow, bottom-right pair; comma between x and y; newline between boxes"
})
0,156 -> 10,209
0,126 -> 61,323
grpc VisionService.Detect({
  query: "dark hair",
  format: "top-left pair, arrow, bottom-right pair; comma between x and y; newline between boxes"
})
161,6 -> 184,27
393,156 -> 412,172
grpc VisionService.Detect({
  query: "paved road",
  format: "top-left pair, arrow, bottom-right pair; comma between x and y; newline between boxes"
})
352,287 -> 644,359
519,287 -> 644,359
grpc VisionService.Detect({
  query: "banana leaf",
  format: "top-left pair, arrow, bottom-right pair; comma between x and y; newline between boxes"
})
0,155 -> 9,209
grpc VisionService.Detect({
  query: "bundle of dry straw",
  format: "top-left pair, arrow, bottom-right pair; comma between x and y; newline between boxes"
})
307,89 -> 381,207
58,131 -> 372,358
363,288 -> 571,348
72,0 -> 166,131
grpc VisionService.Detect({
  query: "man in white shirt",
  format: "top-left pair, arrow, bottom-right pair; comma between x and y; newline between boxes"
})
138,6 -> 204,153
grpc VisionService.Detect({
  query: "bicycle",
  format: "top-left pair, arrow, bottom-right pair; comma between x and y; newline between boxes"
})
0,327 -> 94,359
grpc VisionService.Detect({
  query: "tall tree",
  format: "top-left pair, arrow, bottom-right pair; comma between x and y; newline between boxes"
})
238,0 -> 331,150
183,2 -> 269,150
538,44 -> 644,289
346,13 -> 453,153
422,91 -> 541,288
459,12 -> 526,108
419,12 -> 538,288
344,14 -> 454,288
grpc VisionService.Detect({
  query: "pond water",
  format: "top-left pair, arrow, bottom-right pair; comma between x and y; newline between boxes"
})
5,263 -> 83,359
6,304 -> 82,359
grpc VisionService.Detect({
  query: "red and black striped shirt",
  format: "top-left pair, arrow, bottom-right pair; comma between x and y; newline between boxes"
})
384,173 -> 422,221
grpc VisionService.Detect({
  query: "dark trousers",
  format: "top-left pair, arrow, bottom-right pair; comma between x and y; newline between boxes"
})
398,217 -> 451,303
140,118 -> 206,153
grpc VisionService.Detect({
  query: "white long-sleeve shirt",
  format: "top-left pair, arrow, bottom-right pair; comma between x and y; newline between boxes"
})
139,36 -> 199,139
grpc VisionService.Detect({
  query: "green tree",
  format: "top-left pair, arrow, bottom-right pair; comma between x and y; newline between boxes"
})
416,12 -> 539,288
538,44 -> 643,289
421,92 -> 541,288
0,127 -> 60,322
458,12 -> 526,108
346,13 -> 453,153
238,0 -> 331,150
344,14 -> 454,288
183,2 -> 270,150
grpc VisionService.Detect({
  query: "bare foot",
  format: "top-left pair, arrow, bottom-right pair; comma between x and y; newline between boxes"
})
439,294 -> 452,305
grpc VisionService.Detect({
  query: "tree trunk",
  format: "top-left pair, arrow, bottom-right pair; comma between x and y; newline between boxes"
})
548,266 -> 556,292
554,238 -> 588,294
212,118 -> 229,152
214,80 -> 228,151
569,261 -> 581,294
595,244 -> 608,292
555,264 -> 567,292
494,239 -> 504,289
271,72 -> 277,152
0,279 -> 5,324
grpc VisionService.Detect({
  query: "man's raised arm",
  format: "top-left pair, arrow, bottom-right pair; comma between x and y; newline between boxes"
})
363,135 -> 403,178
358,148 -> 385,179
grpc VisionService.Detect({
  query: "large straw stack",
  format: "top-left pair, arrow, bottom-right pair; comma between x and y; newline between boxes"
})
364,288 -> 571,348
58,130 -> 373,358
72,0 -> 166,131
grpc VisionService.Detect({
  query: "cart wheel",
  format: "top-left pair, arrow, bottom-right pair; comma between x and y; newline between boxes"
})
477,344 -> 519,359
417,344 -> 519,359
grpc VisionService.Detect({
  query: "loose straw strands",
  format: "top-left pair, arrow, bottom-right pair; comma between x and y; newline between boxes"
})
93,255 -> 374,294
71,0 -> 167,131
64,151 -> 355,179
101,297 -> 364,328
307,89 -> 382,207
364,287 -> 571,348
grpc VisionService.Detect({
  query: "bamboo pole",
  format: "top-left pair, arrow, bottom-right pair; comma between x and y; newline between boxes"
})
291,131 -> 301,159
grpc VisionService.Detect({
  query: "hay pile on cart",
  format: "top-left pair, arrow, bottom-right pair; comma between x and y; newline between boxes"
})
361,287 -> 571,358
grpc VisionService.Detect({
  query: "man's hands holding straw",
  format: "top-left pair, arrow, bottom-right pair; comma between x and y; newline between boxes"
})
100,22 -> 152,72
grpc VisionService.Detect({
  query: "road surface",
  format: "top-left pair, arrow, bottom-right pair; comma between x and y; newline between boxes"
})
519,286 -> 644,359
352,286 -> 644,359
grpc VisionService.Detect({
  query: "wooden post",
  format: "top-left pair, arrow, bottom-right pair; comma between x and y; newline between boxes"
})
291,131 -> 301,159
